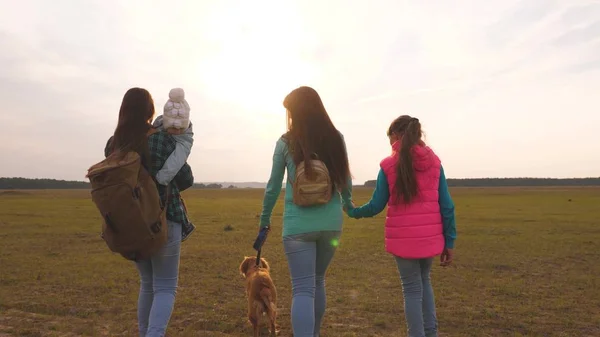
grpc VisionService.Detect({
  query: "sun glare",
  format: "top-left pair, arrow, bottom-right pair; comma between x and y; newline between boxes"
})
197,1 -> 316,116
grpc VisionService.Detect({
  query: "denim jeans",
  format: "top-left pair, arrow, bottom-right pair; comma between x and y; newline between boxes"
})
135,220 -> 182,337
283,230 -> 341,337
395,257 -> 438,337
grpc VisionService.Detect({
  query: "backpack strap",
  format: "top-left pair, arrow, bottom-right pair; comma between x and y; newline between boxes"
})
155,181 -> 173,216
162,183 -> 172,212
147,127 -> 160,137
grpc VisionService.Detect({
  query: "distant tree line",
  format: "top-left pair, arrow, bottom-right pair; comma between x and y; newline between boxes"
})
0,178 -> 91,189
2,177 -> 600,190
193,183 -> 223,189
446,178 -> 600,187
362,177 -> 600,188
0,178 -> 228,190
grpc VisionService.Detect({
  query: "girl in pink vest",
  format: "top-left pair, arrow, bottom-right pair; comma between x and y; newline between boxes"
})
346,115 -> 456,337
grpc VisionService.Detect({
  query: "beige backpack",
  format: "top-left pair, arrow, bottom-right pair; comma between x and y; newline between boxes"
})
85,129 -> 169,261
291,154 -> 333,207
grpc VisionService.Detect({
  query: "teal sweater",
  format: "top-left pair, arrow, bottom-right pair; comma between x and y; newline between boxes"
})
347,166 -> 457,249
259,136 -> 353,237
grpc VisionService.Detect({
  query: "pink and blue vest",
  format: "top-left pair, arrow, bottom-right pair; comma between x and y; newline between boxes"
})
380,141 -> 444,259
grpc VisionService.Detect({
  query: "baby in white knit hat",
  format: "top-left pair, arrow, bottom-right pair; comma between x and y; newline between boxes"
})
152,88 -> 194,186
163,88 -> 191,130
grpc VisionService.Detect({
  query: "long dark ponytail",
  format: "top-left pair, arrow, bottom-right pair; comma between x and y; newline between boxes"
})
387,115 -> 423,204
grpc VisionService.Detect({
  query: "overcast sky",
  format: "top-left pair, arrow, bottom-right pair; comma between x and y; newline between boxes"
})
0,0 -> 599,183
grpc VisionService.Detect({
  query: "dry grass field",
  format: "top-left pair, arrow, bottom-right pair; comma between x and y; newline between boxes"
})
1,187 -> 599,336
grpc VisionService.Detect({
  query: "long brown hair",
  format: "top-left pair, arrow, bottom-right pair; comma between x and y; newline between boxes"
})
108,88 -> 155,158
283,86 -> 351,189
387,115 -> 423,204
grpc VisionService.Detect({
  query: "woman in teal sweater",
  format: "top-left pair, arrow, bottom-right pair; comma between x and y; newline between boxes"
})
259,86 -> 353,337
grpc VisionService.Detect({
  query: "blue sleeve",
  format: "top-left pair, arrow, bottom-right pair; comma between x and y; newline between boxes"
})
348,168 -> 389,218
438,166 -> 456,249
259,139 -> 286,228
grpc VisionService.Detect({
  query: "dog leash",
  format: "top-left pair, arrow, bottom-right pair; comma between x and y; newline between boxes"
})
253,226 -> 270,268
255,248 -> 262,267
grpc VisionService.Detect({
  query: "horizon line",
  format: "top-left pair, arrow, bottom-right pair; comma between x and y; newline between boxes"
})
2,176 -> 600,183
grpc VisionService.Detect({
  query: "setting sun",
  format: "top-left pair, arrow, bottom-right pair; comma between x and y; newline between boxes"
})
197,1 -> 317,115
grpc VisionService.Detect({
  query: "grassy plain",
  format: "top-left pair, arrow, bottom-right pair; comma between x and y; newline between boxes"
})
0,187 -> 599,337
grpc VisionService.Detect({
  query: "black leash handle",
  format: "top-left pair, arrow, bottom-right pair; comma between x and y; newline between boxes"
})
255,248 -> 262,267
253,226 -> 270,267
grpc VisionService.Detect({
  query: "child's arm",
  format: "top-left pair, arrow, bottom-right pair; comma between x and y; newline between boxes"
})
438,166 -> 456,249
347,168 -> 389,218
259,139 -> 286,229
155,125 -> 194,185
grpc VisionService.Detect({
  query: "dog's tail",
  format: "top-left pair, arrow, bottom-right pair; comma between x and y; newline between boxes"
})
258,279 -> 275,315
259,288 -> 276,314
259,278 -> 278,336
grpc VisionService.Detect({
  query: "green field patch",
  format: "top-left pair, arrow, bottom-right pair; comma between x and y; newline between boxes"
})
0,187 -> 599,336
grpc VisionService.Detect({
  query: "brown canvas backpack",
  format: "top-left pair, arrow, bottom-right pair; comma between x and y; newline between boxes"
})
86,129 -> 169,261
291,154 -> 333,207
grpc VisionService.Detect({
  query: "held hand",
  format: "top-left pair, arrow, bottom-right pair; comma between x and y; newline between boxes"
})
440,248 -> 454,267
343,201 -> 356,213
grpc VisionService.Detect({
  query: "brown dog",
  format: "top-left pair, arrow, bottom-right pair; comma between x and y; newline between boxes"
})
239,256 -> 278,337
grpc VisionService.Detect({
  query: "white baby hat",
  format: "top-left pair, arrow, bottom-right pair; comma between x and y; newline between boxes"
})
163,88 -> 191,129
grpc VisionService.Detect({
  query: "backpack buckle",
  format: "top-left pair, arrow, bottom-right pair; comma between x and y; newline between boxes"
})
150,221 -> 162,234
133,186 -> 141,199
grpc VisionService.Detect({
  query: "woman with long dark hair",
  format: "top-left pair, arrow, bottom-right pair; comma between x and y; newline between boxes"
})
104,87 -> 195,337
258,86 -> 353,337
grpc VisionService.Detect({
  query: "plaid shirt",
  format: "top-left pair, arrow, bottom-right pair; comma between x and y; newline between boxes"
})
105,130 -> 196,241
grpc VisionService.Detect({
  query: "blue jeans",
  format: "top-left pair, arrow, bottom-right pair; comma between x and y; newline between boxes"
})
135,221 -> 182,337
283,230 -> 341,337
395,257 -> 438,337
